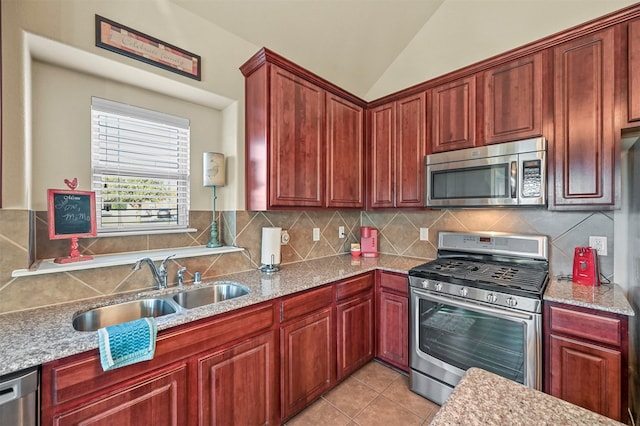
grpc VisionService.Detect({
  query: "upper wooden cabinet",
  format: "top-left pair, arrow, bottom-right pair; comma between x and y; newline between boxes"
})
241,49 -> 366,210
326,94 -> 365,208
368,92 -> 426,208
550,27 -> 620,210
430,76 -> 476,153
629,18 -> 640,122
270,66 -> 324,208
483,53 -> 545,145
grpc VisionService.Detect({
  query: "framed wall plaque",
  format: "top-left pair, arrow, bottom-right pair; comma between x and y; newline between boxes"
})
95,15 -> 201,80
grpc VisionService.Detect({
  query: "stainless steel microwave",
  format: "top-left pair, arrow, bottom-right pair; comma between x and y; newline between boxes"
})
425,138 -> 546,208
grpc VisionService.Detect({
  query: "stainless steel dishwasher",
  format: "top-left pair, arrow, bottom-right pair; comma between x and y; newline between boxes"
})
0,367 -> 38,426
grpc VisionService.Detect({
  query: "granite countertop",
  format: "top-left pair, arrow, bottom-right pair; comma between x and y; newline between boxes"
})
430,368 -> 624,425
544,278 -> 635,316
2,255 -> 636,377
0,254 -> 423,377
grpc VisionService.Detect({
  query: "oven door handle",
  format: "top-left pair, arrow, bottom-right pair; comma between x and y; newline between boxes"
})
412,288 -> 535,321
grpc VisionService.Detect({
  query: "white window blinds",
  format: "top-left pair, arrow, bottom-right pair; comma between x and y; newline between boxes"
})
91,97 -> 190,233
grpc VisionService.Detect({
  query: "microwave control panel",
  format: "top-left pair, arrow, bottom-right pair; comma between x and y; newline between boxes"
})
522,160 -> 541,198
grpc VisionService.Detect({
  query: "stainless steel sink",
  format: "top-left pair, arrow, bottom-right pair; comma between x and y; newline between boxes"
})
72,298 -> 177,332
172,282 -> 249,309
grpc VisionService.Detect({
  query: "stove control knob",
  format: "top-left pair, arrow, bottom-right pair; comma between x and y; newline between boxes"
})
459,287 -> 468,297
434,283 -> 443,292
422,280 -> 429,289
506,297 -> 518,307
486,293 -> 498,303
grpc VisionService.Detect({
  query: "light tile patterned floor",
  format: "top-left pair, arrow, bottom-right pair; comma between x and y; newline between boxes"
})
286,361 -> 441,426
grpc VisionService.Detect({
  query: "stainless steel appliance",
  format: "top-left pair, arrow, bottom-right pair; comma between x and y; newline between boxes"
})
0,367 -> 38,426
408,231 -> 549,405
425,137 -> 546,208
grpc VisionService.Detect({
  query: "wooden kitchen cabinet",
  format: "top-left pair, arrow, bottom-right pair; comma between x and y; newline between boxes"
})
241,48 -> 366,210
550,27 -> 620,209
544,302 -> 628,422
41,303 -> 277,426
430,75 -> 476,153
50,363 -> 189,426
375,270 -> 409,372
368,92 -> 426,208
335,273 -> 374,380
280,286 -> 334,421
326,93 -> 365,208
629,18 -> 640,122
483,52 -> 545,145
197,331 -> 279,425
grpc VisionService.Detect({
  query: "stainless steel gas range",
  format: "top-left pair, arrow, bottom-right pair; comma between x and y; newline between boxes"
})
408,231 -> 549,405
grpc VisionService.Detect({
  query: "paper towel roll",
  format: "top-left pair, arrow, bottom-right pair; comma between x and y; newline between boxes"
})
261,227 -> 282,266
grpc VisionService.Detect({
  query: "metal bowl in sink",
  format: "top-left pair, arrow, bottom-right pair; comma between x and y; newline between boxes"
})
72,298 -> 177,332
172,282 -> 250,309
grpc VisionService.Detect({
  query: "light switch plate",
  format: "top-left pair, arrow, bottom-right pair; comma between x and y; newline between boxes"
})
420,228 -> 429,241
313,228 -> 320,241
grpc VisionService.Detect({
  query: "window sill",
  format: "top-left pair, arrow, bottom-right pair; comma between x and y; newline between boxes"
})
11,245 -> 244,278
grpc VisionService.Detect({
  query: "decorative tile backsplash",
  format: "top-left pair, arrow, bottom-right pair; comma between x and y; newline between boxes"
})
0,207 -> 613,314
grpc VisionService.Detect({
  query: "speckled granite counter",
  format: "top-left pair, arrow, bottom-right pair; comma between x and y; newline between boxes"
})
544,278 -> 635,316
430,368 -> 623,425
0,254 -> 424,376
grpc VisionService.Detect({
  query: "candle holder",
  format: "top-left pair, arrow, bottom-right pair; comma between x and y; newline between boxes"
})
203,152 -> 225,248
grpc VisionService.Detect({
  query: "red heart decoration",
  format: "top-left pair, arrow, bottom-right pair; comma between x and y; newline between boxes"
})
64,177 -> 78,190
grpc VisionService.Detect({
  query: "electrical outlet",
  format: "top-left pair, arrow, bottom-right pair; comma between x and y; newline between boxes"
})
338,226 -> 346,239
589,236 -> 607,256
420,227 -> 429,241
281,230 -> 290,245
313,228 -> 320,241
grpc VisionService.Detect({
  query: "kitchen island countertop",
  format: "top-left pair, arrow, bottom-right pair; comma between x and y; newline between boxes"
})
429,367 -> 624,425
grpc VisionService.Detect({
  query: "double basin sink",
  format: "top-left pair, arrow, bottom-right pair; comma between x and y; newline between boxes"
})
72,282 -> 250,332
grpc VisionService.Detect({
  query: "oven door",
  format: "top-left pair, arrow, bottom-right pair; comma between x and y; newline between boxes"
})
409,288 -> 541,402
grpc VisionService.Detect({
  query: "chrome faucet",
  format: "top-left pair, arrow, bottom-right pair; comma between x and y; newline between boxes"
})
133,255 -> 175,290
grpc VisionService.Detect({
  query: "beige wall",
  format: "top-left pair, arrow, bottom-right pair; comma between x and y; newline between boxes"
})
366,0 -> 638,99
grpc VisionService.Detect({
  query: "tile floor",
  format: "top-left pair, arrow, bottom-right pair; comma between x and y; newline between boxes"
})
286,361 -> 441,426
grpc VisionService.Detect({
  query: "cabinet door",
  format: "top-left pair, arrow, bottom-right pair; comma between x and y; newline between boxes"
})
336,293 -> 374,380
368,102 -> 395,208
396,93 -> 427,207
376,291 -> 409,372
270,65 -> 324,207
548,334 -> 621,421
484,53 -> 543,144
551,28 -> 619,209
629,18 -> 640,122
281,308 -> 334,420
198,331 -> 278,426
326,94 -> 364,208
52,364 -> 188,426
430,76 -> 476,153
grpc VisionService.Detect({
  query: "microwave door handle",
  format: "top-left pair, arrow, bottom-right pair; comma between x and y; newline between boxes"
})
510,161 -> 518,198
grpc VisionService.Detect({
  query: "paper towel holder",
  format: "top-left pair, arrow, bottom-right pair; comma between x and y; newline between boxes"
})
259,227 -> 281,273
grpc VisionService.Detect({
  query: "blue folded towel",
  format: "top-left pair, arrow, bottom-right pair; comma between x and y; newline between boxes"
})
98,317 -> 157,371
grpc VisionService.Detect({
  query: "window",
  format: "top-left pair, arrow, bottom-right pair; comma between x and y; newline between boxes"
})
91,97 -> 190,233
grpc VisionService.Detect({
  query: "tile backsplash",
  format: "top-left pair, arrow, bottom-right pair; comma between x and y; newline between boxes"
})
0,207 -> 613,314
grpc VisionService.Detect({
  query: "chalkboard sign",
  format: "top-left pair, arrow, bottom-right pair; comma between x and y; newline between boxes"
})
47,189 -> 97,240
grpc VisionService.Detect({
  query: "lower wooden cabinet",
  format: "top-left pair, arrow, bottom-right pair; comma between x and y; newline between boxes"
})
197,331 -> 279,425
51,363 -> 189,426
336,274 -> 375,380
544,302 -> 628,422
376,271 -> 409,372
41,303 -> 277,426
280,307 -> 334,420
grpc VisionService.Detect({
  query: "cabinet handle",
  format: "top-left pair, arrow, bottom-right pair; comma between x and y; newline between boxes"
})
510,161 -> 518,198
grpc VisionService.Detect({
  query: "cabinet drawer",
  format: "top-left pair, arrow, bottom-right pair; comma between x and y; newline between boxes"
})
379,271 -> 408,295
336,273 -> 374,301
281,285 -> 333,322
548,304 -> 622,347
